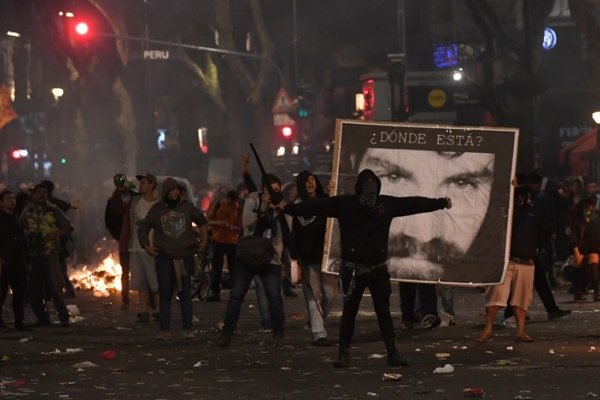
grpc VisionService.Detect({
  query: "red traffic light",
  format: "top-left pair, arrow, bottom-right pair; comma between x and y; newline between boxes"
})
280,125 -> 294,139
74,21 -> 90,36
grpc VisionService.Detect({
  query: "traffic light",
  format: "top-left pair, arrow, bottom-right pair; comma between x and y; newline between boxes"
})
278,125 -> 295,140
74,21 -> 90,37
59,156 -> 68,165
296,85 -> 315,119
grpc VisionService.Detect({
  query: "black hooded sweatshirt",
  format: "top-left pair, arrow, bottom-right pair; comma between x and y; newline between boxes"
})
284,169 -> 449,265
291,170 -> 327,265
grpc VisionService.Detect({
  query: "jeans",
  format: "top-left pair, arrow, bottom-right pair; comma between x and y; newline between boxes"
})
211,242 -> 237,295
155,254 -> 194,331
254,276 -> 272,329
29,255 -> 70,324
338,265 -> 397,355
301,262 -> 334,340
439,286 -> 455,316
399,282 -> 438,322
222,264 -> 284,336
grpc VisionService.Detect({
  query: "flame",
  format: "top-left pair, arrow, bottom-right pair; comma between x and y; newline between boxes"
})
69,254 -> 122,297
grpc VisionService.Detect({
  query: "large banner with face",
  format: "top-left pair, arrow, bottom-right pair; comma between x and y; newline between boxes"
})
323,119 -> 519,286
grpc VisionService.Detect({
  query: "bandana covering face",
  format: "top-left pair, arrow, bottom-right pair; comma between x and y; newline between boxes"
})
165,198 -> 179,209
359,179 -> 378,208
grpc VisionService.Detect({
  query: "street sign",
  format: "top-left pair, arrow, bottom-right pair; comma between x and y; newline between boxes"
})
131,49 -> 184,60
273,113 -> 295,126
271,87 -> 295,113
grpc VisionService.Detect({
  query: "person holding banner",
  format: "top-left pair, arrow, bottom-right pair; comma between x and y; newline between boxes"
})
283,169 -> 451,368
476,175 -> 541,343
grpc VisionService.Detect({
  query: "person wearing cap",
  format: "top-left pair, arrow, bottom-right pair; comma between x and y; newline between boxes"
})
106,173 -> 138,310
127,174 -> 159,323
138,177 -> 208,340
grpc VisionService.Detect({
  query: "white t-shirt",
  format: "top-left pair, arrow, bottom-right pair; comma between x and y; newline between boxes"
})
130,197 -> 158,252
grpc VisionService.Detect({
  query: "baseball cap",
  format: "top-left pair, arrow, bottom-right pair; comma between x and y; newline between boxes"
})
136,173 -> 157,185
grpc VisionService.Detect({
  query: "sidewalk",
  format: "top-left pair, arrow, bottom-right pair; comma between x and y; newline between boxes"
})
1,283 -> 600,399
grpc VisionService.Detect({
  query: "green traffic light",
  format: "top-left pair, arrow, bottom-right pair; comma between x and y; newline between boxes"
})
298,108 -> 309,118
60,157 -> 68,165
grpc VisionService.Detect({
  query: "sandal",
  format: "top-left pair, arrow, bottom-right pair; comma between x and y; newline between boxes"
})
475,330 -> 493,343
514,333 -> 534,342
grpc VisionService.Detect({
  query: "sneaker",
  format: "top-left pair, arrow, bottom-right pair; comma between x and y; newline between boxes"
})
182,330 -> 195,340
502,316 -> 517,329
216,334 -> 231,349
421,314 -> 441,329
156,330 -> 171,340
548,308 -> 572,320
333,352 -> 350,368
283,291 -> 298,298
387,352 -> 409,367
439,312 -> 456,327
136,313 -> 150,323
313,337 -> 331,347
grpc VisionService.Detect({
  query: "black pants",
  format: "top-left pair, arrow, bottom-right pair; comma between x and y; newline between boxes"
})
399,282 -> 438,322
211,242 -> 237,295
119,251 -> 130,305
29,255 -> 69,324
0,263 -> 27,325
338,266 -> 397,355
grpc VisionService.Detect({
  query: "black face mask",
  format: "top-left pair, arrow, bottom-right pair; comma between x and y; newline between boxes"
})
359,179 -> 378,208
165,198 -> 179,208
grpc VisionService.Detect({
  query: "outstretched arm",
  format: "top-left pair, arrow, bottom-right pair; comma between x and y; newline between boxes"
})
388,196 -> 451,217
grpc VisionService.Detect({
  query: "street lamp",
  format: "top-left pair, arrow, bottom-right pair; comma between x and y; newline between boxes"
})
51,87 -> 64,101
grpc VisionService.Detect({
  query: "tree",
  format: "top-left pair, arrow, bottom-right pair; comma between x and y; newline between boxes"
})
465,0 -> 555,171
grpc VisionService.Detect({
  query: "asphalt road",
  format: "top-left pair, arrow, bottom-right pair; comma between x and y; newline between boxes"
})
1,281 -> 600,399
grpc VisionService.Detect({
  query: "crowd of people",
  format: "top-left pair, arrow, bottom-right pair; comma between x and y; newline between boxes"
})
2,163 -> 600,367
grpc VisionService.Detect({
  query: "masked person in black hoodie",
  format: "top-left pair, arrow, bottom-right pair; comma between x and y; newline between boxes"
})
291,170 -> 335,346
283,169 -> 451,367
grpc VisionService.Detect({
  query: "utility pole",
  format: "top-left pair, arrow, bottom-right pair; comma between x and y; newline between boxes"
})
388,0 -> 407,122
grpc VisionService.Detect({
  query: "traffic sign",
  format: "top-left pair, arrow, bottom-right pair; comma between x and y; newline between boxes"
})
273,113 -> 295,126
271,87 -> 295,113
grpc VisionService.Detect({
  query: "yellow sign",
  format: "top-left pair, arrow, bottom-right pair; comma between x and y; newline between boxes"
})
427,89 -> 447,108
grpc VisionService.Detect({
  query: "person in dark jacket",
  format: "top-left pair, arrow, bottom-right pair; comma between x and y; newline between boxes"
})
291,170 -> 335,345
106,173 -> 137,309
572,197 -> 600,301
138,177 -> 208,340
0,190 -> 29,330
284,169 -> 451,368
476,176 -> 542,343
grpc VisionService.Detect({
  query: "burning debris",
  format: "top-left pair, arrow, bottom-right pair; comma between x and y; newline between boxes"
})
69,254 -> 122,297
